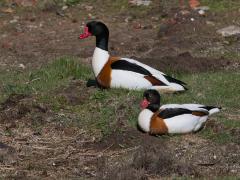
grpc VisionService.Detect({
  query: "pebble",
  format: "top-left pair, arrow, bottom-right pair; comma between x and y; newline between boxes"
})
10,19 -> 18,24
19,64 -> 26,69
198,9 -> 205,16
217,25 -> 240,37
62,5 -> 68,11
129,0 -> 152,6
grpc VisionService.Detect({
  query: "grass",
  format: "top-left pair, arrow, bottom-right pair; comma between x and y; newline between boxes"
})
163,71 -> 240,109
201,0 -> 240,12
0,57 -> 91,102
68,88 -> 142,136
0,57 -> 239,142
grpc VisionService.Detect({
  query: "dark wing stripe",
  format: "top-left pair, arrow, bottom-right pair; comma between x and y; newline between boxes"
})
158,108 -> 192,119
163,74 -> 187,86
111,60 -> 152,76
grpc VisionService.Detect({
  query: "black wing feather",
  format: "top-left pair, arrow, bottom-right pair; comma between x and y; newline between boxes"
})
163,74 -> 187,86
111,60 -> 152,76
158,108 -> 192,119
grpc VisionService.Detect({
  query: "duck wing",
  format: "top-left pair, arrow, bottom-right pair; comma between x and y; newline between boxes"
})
111,59 -> 152,76
111,59 -> 168,86
160,104 -> 220,115
111,58 -> 187,86
158,108 -> 209,119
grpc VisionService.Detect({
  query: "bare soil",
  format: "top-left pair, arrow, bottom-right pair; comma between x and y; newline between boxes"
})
0,1 -> 240,179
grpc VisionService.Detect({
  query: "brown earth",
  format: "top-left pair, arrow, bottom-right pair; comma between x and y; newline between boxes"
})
0,1 -> 240,179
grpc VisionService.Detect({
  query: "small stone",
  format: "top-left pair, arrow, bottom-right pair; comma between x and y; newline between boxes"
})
10,19 -> 18,23
129,0 -> 151,6
19,64 -> 26,69
198,9 -> 205,16
190,18 -> 195,21
62,5 -> 68,10
217,25 -> 240,37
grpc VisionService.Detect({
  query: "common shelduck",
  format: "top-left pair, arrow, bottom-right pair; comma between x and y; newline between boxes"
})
79,21 -> 187,93
138,89 -> 221,135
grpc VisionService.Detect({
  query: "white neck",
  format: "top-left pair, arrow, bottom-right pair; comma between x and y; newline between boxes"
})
92,47 -> 110,76
138,109 -> 153,132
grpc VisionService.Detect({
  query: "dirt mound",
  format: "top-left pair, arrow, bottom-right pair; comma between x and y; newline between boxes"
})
138,52 -> 236,74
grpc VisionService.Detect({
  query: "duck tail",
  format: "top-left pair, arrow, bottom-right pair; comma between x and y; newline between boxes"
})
163,74 -> 188,91
209,107 -> 221,115
202,106 -> 222,115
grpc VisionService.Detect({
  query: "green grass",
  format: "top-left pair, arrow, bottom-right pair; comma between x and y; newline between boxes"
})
0,58 -> 239,142
0,57 -> 91,102
68,88 -> 142,136
163,71 -> 240,109
201,0 -> 240,12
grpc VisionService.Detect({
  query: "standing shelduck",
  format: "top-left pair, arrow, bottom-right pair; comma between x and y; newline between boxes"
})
79,21 -> 187,93
138,89 -> 221,134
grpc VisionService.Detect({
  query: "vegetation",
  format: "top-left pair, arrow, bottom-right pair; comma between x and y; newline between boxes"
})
0,57 -> 239,143
201,0 -> 240,12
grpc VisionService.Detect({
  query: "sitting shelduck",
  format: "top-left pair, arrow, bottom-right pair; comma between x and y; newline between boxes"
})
138,89 -> 221,134
79,21 -> 187,93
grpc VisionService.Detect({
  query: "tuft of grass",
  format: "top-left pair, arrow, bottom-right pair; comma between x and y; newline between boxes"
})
0,57 -> 91,102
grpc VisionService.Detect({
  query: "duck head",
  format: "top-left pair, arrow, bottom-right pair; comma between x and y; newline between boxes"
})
79,21 -> 109,51
140,89 -> 161,112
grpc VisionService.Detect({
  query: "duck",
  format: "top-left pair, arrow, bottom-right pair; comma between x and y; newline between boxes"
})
79,21 -> 187,93
138,89 -> 221,134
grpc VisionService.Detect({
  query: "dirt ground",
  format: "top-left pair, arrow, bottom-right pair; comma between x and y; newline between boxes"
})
0,1 -> 240,179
